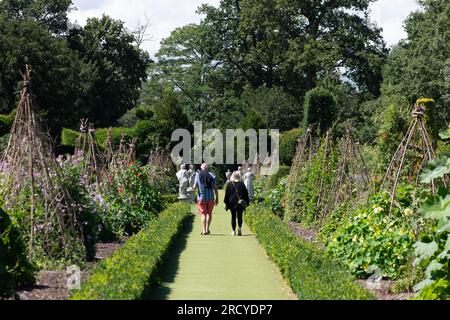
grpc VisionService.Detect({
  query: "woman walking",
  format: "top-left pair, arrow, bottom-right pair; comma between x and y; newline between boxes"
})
224,171 -> 250,236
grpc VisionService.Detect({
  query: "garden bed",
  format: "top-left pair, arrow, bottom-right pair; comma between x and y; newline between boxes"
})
12,241 -> 125,300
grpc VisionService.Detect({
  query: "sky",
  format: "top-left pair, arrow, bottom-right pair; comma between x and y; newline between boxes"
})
68,0 -> 420,57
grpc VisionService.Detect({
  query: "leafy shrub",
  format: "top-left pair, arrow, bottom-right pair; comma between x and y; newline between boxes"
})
70,202 -> 190,300
0,109 -> 15,136
374,96 -> 411,167
262,177 -> 288,218
100,163 -> 164,240
303,87 -> 337,135
279,129 -> 302,166
326,187 -> 425,279
245,204 -> 373,300
413,147 -> 450,299
266,165 -> 291,190
0,207 -> 35,298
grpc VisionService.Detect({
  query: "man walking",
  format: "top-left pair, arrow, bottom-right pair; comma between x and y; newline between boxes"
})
193,163 -> 219,235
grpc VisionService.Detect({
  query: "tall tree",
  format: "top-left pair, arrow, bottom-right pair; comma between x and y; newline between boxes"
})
68,15 -> 151,128
198,0 -> 387,97
382,0 -> 450,125
0,0 -> 72,34
0,17 -> 89,134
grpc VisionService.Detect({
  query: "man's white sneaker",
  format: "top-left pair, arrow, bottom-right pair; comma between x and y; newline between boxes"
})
231,231 -> 236,236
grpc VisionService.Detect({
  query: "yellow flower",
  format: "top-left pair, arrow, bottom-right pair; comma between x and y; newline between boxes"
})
404,208 -> 413,216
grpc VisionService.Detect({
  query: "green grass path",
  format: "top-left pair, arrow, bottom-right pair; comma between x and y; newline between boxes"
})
148,191 -> 296,300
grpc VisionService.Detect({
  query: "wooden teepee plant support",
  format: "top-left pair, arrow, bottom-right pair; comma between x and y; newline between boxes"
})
0,65 -> 80,259
75,119 -> 103,187
321,125 -> 372,221
381,104 -> 439,214
285,126 -> 316,219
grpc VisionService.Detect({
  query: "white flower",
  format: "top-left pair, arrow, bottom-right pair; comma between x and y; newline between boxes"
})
373,206 -> 383,214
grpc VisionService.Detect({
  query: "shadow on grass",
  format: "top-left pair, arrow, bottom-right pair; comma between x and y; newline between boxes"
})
142,213 -> 195,300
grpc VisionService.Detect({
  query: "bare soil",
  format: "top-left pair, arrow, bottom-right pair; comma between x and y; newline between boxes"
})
13,241 -> 124,300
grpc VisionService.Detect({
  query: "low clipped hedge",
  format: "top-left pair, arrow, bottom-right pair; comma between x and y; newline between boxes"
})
61,127 -> 135,150
70,202 -> 190,300
245,204 -> 374,300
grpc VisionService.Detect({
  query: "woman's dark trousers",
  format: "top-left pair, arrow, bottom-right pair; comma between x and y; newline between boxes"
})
230,208 -> 244,231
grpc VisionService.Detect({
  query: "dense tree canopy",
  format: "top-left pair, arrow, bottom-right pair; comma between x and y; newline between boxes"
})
0,2 -> 150,135
148,0 -> 387,133
68,15 -> 150,128
382,0 -> 450,125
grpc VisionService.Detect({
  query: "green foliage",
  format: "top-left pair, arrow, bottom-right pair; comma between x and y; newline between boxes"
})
262,177 -> 288,218
266,166 -> 291,190
245,204 -> 374,300
61,128 -> 79,148
0,109 -> 15,136
100,163 -> 164,240
381,0 -> 450,129
327,188 -> 424,279
0,207 -> 35,298
240,87 -> 302,132
0,17 -> 88,134
61,127 -> 135,150
303,88 -> 337,135
374,95 -> 411,167
95,128 -> 135,150
284,138 -> 339,225
70,202 -> 190,300
279,129 -> 302,166
0,0 -> 72,34
239,108 -> 267,131
413,154 -> 450,300
68,15 -> 150,128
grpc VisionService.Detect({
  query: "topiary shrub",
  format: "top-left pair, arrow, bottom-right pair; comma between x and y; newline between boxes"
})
0,207 -> 35,298
61,127 -> 135,150
0,109 -> 16,136
61,128 -> 79,148
279,129 -> 302,166
303,87 -> 337,135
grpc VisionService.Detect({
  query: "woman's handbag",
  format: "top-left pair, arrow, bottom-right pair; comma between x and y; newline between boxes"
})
232,182 -> 247,210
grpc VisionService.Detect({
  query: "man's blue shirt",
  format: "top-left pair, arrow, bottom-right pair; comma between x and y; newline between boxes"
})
195,172 -> 217,201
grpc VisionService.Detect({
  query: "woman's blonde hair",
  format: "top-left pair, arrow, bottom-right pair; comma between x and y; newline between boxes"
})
230,171 -> 242,182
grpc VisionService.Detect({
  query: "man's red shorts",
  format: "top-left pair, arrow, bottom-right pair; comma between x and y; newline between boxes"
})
197,200 -> 215,216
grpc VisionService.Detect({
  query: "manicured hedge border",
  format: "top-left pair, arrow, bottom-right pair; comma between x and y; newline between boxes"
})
245,204 -> 374,300
70,202 -> 191,300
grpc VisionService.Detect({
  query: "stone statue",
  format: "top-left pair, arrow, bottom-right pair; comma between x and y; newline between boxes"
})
176,164 -> 189,199
187,165 -> 196,190
225,170 -> 232,182
243,167 -> 255,201
238,166 -> 243,178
